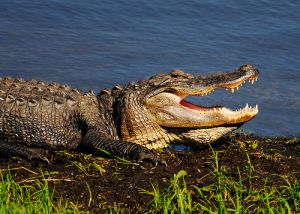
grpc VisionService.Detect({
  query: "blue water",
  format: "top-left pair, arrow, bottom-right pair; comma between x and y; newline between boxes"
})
0,0 -> 299,136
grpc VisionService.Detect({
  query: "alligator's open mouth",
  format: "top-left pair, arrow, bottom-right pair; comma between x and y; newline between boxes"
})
145,65 -> 259,128
178,75 -> 259,124
178,76 -> 259,115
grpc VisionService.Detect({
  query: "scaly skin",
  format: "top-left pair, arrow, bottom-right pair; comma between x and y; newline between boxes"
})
0,64 -> 259,165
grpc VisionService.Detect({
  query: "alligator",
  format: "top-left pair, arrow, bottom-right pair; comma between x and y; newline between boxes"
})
0,64 -> 259,165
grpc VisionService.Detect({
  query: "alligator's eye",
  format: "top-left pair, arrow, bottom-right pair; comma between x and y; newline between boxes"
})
169,69 -> 187,77
239,64 -> 256,71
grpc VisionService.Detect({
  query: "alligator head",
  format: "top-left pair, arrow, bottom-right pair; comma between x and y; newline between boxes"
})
114,64 -> 259,149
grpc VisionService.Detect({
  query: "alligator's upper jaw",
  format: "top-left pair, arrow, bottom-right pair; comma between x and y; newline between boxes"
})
145,64 -> 260,128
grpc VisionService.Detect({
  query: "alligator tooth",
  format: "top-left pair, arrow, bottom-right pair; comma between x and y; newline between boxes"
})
251,80 -> 255,84
231,88 -> 234,93
236,86 -> 239,90
246,103 -> 249,109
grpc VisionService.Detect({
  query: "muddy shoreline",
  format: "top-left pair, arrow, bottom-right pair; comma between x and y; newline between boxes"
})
0,134 -> 299,212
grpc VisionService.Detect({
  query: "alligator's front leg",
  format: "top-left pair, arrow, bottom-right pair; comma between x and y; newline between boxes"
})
80,131 -> 165,166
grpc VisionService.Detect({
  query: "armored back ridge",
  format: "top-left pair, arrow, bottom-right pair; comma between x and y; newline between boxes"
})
0,65 -> 259,165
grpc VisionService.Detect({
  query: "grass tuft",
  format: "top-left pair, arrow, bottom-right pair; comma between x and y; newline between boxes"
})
0,169 -> 78,214
141,169 -> 193,214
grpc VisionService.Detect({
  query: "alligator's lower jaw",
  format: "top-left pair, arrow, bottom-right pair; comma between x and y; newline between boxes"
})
179,98 -> 259,124
146,91 -> 259,128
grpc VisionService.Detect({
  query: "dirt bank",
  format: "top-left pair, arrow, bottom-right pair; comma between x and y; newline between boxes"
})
0,134 -> 299,212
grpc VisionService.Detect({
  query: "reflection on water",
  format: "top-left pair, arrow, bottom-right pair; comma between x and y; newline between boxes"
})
0,0 -> 299,136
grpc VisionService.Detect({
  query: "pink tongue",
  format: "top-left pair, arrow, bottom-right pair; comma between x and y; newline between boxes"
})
180,100 -> 212,111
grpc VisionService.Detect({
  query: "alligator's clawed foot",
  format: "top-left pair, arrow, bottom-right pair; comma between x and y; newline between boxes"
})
134,148 -> 167,167
27,150 -> 51,164
32,155 -> 51,165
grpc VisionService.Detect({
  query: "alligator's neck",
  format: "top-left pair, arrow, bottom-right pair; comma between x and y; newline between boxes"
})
113,90 -> 179,149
